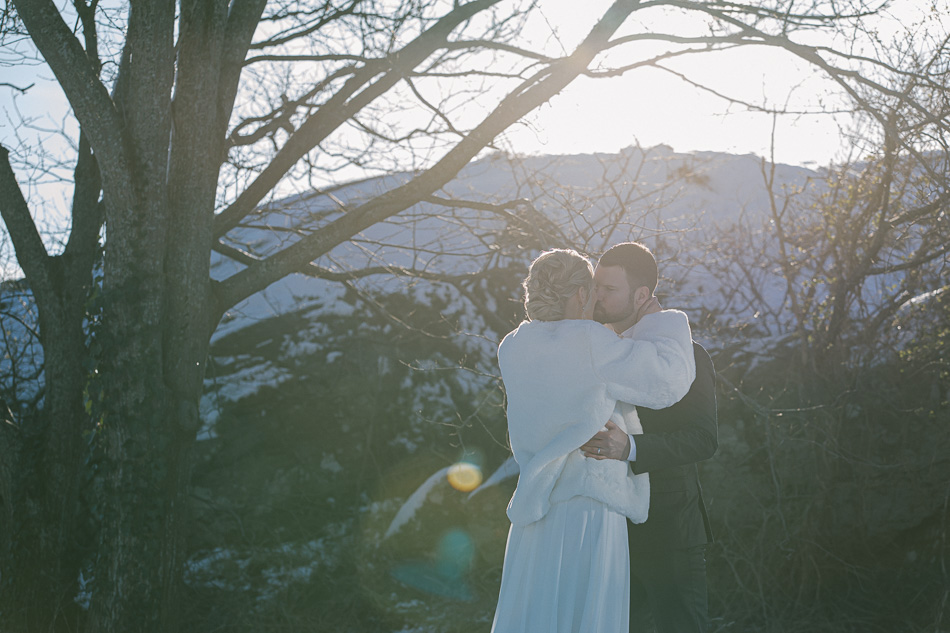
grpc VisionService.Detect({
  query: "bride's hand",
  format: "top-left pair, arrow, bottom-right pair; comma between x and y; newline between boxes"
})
580,420 -> 631,461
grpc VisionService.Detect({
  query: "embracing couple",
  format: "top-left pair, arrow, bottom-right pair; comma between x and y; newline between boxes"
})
491,243 -> 718,633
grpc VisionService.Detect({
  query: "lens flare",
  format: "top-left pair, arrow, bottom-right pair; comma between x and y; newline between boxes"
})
389,529 -> 476,601
446,461 -> 483,492
436,528 -> 475,579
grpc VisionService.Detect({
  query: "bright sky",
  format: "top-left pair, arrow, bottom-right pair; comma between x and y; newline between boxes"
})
0,0 -> 946,276
2,1 -> 941,165
500,53 -> 848,168
498,0 -> 945,166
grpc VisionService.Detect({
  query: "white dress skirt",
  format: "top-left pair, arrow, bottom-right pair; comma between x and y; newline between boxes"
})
490,495 -> 630,633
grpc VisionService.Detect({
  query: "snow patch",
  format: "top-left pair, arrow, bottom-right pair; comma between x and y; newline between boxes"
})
320,452 -> 343,473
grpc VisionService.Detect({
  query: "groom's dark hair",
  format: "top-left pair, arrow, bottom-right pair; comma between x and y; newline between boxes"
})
598,242 -> 658,294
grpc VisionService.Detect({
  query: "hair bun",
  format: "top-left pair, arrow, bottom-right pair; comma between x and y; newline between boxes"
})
523,249 -> 593,321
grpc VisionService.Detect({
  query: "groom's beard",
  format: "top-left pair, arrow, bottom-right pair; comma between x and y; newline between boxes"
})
593,299 -> 637,326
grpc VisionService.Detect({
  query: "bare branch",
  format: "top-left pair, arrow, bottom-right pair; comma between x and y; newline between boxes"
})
243,53 -> 371,66
11,0 -> 128,191
219,0 -> 270,119
213,0 -> 646,313
441,38 -> 554,62
886,191 -> 950,226
0,81 -> 34,93
0,145 -> 52,301
249,0 -> 363,50
213,0 -> 504,238
683,0 -> 950,163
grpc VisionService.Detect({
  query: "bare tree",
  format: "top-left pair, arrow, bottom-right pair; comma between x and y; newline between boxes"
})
692,31 -> 950,625
1,1 -> 945,631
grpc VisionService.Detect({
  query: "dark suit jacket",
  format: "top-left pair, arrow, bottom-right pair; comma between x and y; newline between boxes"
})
628,342 -> 718,551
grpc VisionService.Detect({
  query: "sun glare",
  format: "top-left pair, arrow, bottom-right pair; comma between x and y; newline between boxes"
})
501,0 -> 940,167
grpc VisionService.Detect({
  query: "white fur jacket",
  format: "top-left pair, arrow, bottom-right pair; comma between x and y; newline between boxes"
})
497,311 -> 696,527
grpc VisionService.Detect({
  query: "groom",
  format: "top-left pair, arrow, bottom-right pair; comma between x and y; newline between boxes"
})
580,242 -> 718,633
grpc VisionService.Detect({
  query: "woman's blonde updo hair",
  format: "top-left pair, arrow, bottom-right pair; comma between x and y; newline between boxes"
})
523,249 -> 594,321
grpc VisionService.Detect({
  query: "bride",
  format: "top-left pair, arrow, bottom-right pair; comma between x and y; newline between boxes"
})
491,248 -> 695,633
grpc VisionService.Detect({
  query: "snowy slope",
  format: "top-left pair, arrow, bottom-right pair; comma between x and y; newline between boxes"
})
212,146 -> 817,333
3,146 -> 820,416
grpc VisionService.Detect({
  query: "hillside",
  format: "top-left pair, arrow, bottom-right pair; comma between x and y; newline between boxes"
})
203,145 -> 819,432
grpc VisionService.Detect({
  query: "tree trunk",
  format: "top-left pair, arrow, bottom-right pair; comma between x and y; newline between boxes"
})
85,275 -> 210,633
87,280 -> 170,632
84,0 -> 180,627
0,294 -> 92,632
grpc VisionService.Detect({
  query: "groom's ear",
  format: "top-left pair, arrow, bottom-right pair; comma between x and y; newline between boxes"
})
633,285 -> 652,307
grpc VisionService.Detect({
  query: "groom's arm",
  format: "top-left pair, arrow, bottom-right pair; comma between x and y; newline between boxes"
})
630,343 -> 717,473
582,343 -> 717,467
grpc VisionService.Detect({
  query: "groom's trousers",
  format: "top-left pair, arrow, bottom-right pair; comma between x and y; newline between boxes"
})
628,544 -> 709,633
627,343 -> 716,633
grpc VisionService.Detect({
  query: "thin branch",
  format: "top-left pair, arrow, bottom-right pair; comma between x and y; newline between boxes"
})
248,0 -> 362,50
212,239 -> 513,334
0,82 -> 34,93
886,191 -> 950,226
212,0 -> 644,314
213,0 -> 504,238
11,0 -> 129,193
242,53 -> 370,66
219,0 -> 270,122
687,1 -> 950,162
441,38 -> 554,62
422,194 -> 567,244
867,241 -> 950,276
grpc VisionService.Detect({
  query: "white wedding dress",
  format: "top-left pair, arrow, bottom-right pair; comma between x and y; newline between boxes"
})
489,494 -> 629,632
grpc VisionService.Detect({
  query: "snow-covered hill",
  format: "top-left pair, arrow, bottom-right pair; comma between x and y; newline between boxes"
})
202,146 -> 820,426
3,146 -> 820,421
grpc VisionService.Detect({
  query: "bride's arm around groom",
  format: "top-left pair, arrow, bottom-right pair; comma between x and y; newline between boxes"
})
500,306 -> 696,527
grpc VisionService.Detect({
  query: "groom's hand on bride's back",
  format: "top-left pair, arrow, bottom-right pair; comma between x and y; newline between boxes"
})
580,420 -> 631,461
